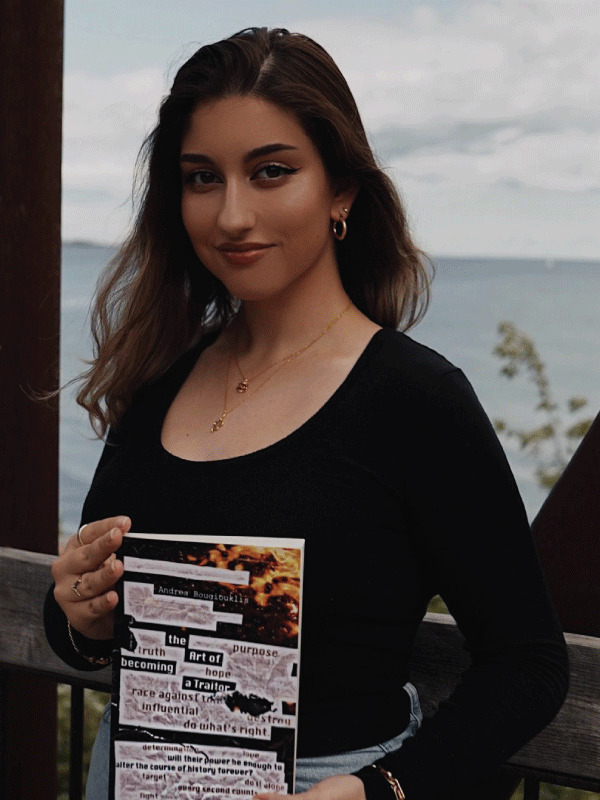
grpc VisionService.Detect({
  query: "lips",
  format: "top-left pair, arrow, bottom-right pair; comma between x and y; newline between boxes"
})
216,242 -> 274,266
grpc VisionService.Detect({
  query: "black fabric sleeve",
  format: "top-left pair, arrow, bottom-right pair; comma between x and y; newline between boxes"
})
42,346 -> 206,672
43,585 -> 113,671
355,368 -> 569,800
43,430 -> 120,672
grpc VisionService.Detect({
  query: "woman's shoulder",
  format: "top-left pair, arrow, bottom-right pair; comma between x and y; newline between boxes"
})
371,327 -> 461,394
164,331 -> 217,382
145,327 -> 222,394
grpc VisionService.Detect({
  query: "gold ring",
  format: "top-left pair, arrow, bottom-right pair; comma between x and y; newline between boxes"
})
77,525 -> 87,546
71,575 -> 84,599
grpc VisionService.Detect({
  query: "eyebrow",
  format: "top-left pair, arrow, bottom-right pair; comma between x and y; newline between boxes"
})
179,143 -> 299,165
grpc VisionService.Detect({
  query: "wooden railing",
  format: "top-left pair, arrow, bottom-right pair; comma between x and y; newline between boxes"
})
1,546 -> 599,799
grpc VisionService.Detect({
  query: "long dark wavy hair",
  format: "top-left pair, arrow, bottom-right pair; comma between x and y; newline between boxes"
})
78,27 -> 431,437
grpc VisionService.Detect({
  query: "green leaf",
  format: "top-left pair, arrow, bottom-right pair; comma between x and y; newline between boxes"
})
537,467 -> 563,490
566,419 -> 594,440
568,396 -> 588,413
519,425 -> 555,448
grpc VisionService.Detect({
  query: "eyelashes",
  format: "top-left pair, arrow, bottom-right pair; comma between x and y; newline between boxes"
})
254,164 -> 299,180
183,163 -> 299,189
183,170 -> 219,187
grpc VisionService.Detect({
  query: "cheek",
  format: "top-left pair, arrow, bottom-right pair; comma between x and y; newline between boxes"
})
181,197 -> 212,255
275,177 -> 333,238
180,197 -> 193,237
181,196 -> 199,234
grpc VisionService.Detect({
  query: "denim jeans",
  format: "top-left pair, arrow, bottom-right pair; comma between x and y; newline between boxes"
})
294,683 -> 422,792
86,683 -> 422,799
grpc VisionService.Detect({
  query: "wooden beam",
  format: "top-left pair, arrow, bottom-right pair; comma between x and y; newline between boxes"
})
531,413 -> 600,637
410,612 -> 600,789
1,548 -> 599,790
0,0 -> 62,555
0,1 -> 63,795
0,548 -> 111,691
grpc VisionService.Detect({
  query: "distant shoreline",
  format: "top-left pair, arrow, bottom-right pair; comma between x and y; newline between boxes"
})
62,240 -> 600,268
62,239 -> 111,249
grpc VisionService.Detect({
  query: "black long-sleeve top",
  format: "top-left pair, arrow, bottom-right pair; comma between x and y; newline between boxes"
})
45,328 -> 569,799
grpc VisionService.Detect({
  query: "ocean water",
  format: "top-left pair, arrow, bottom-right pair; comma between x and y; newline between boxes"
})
60,244 -> 600,536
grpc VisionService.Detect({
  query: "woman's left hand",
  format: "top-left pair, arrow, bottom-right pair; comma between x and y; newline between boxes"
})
254,774 -> 366,800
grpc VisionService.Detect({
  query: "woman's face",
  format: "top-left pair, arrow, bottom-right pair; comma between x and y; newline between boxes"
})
179,95 -> 345,302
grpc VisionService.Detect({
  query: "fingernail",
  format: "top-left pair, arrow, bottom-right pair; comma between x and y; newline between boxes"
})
117,516 -> 129,528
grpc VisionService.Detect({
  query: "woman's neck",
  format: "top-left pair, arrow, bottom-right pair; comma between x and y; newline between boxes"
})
229,274 -> 353,365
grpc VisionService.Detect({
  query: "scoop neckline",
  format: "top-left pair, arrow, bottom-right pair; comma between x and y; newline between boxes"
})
158,326 -> 387,467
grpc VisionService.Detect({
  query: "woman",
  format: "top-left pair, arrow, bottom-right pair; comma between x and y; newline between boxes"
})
45,27 -> 568,800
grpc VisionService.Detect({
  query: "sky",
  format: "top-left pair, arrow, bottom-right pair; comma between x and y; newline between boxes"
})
63,0 -> 600,259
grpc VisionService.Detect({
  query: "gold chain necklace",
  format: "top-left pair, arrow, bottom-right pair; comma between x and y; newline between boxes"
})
210,301 -> 352,433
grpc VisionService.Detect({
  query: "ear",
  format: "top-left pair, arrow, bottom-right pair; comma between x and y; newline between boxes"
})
330,180 -> 360,223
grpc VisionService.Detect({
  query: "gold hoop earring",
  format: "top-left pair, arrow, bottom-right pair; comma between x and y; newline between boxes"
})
332,218 -> 347,241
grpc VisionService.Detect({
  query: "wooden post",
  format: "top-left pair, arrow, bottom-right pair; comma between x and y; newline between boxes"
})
0,0 -> 63,797
531,414 -> 600,637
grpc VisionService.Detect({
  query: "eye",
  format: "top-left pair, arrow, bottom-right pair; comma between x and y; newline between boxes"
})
253,164 -> 299,181
183,170 -> 222,190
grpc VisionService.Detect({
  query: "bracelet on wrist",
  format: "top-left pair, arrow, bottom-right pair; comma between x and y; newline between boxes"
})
67,620 -> 112,666
370,765 -> 406,800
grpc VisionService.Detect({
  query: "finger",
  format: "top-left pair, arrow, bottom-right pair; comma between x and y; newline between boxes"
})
100,552 -> 117,568
70,574 -> 85,600
68,588 -> 120,639
77,524 -> 88,546
75,527 -> 125,575
87,588 -> 119,619
74,556 -> 124,601
66,515 -> 131,551
53,526 -> 124,594
53,571 -> 119,634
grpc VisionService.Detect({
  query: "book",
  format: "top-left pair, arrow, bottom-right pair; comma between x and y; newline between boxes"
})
109,532 -> 304,800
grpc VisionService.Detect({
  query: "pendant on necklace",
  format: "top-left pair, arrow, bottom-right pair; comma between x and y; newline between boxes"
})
211,417 -> 225,433
236,380 -> 249,393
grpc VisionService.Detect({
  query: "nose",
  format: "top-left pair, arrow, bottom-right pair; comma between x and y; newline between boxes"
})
217,181 -> 255,237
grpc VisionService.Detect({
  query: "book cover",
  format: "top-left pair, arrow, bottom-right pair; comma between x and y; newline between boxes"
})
109,533 -> 304,800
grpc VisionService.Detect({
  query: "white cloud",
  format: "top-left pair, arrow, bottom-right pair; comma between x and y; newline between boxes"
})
391,129 -> 600,193
299,2 -> 600,188
61,1 -> 600,255
62,68 -> 167,241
